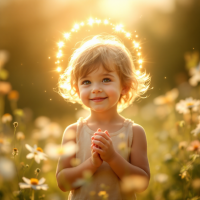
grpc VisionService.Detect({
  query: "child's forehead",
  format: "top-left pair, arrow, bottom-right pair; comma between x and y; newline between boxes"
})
79,62 -> 117,79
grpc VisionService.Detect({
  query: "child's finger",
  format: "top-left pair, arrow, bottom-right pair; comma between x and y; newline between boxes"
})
104,130 -> 110,137
97,128 -> 102,132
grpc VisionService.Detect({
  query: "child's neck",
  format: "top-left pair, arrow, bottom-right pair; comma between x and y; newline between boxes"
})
86,108 -> 125,126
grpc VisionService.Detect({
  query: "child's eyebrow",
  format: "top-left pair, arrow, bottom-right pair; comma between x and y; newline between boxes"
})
80,73 -> 114,80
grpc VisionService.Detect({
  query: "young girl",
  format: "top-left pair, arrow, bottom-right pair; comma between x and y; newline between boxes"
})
56,35 -> 151,200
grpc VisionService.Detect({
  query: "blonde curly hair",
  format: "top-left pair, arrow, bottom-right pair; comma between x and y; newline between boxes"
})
56,34 -> 151,112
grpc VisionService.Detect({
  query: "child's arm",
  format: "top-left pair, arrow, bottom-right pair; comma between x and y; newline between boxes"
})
56,124 -> 99,192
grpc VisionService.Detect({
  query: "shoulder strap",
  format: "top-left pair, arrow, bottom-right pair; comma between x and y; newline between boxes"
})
124,118 -> 134,148
76,117 -> 86,143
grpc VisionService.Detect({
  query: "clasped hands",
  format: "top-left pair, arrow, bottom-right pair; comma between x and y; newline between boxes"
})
91,128 -> 116,164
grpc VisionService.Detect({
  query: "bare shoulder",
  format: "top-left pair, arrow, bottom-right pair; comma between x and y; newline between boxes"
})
61,122 -> 78,145
130,123 -> 150,179
132,123 -> 146,135
56,122 -> 78,177
132,123 -> 147,146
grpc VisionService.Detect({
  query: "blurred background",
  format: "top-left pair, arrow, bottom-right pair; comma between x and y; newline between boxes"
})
0,0 -> 200,200
1,0 -> 199,119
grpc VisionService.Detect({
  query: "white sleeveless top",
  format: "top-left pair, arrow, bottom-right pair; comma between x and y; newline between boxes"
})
68,117 -> 137,200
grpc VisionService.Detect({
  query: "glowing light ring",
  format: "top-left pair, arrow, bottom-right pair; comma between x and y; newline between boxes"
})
56,17 -> 143,73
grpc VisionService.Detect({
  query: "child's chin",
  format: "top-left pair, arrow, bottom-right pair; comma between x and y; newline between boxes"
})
91,106 -> 107,112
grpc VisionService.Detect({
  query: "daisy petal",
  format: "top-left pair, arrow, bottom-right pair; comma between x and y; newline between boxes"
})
19,182 -> 31,189
22,177 -> 31,184
35,155 -> 41,164
26,153 -> 34,159
25,144 -> 33,152
31,185 -> 38,190
39,178 -> 45,185
40,184 -> 48,190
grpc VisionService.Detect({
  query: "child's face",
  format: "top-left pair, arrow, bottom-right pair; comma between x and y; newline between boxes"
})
77,64 -> 126,112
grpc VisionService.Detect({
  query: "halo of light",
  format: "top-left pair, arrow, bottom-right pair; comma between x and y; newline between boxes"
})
56,17 -> 144,72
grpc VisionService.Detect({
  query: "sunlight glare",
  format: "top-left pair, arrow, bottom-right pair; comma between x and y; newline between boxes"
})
57,67 -> 62,72
138,59 -> 143,64
126,32 -> 131,38
115,24 -> 123,32
64,33 -> 70,39
136,70 -> 140,75
74,24 -> 79,30
58,41 -> 64,48
104,19 -> 109,24
57,50 -> 62,58
134,43 -> 139,48
88,18 -> 94,25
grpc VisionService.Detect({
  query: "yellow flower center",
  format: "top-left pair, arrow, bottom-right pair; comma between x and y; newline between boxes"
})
187,102 -> 194,107
30,178 -> 39,185
36,147 -> 43,152
193,144 -> 199,151
57,147 -> 64,155
13,148 -> 18,152
98,191 -> 107,196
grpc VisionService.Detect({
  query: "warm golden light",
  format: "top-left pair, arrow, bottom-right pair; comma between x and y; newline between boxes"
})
74,24 -> 79,30
115,24 -> 123,32
96,19 -> 101,24
60,75 -> 64,79
126,32 -> 131,38
64,33 -> 70,39
138,59 -> 143,64
88,18 -> 94,25
58,41 -> 64,48
57,18 -> 144,79
134,43 -> 139,48
57,50 -> 62,58
57,67 -> 62,72
104,19 -> 109,24
136,70 -> 140,75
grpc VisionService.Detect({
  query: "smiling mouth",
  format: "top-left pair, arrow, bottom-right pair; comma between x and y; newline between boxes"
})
90,97 -> 108,100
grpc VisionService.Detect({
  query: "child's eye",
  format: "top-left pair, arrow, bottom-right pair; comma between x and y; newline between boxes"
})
82,80 -> 91,85
103,78 -> 111,83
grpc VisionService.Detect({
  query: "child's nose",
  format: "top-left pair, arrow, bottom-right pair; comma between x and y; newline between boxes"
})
91,88 -> 102,93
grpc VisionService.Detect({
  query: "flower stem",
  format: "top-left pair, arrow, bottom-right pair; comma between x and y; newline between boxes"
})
31,189 -> 35,200
13,127 -> 16,148
0,95 -> 4,133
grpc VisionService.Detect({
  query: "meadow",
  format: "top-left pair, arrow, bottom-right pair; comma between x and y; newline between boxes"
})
0,49 -> 200,200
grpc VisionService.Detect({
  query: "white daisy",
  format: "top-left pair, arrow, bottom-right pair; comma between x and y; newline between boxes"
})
2,113 -> 12,123
176,97 -> 200,114
189,62 -> 200,86
19,177 -> 48,190
154,173 -> 168,183
191,124 -> 200,136
44,141 -> 79,160
34,116 -> 51,129
40,122 -> 62,139
25,144 -> 47,164
0,157 -> 16,180
154,88 -> 179,105
0,136 -> 12,154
